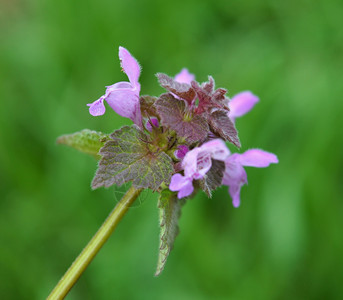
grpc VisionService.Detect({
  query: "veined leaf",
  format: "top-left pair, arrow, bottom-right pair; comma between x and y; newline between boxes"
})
156,73 -> 196,104
208,110 -> 241,148
155,189 -> 185,276
198,159 -> 225,197
57,129 -> 109,159
156,94 -> 209,143
92,125 -> 174,190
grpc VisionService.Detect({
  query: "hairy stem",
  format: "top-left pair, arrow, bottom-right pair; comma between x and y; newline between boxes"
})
47,186 -> 142,300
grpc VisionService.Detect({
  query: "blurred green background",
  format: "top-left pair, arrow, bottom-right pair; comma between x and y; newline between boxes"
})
1,0 -> 343,299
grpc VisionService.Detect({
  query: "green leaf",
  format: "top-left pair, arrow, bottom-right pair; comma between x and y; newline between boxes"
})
92,125 -> 174,190
155,189 -> 185,276
155,93 -> 209,143
57,129 -> 109,159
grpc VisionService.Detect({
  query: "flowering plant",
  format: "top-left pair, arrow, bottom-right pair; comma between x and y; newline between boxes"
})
51,47 -> 278,298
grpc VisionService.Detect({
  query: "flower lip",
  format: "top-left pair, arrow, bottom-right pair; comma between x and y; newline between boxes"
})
222,149 -> 278,207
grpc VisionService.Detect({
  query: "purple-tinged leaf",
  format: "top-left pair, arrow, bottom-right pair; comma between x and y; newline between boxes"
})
198,159 -> 225,197
208,110 -> 241,148
155,189 -> 185,276
57,129 -> 109,159
92,125 -> 173,190
156,94 -> 209,143
140,95 -> 158,118
202,76 -> 215,93
156,73 -> 196,104
191,77 -> 229,114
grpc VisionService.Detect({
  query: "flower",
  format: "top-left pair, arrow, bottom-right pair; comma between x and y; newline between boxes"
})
228,91 -> 259,122
174,145 -> 189,159
174,68 -> 195,84
87,47 -> 142,126
169,139 -> 230,199
222,149 -> 278,207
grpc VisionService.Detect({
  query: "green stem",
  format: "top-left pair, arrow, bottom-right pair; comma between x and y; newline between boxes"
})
47,186 -> 142,300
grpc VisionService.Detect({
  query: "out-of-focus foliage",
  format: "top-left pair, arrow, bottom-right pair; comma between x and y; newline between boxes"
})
1,0 -> 342,299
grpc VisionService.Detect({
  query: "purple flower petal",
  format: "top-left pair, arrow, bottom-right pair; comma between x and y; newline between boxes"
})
200,139 -> 230,161
88,47 -> 142,126
174,68 -> 195,84
105,88 -> 141,125
87,97 -> 106,116
182,148 -> 203,178
222,159 -> 247,187
231,149 -> 279,168
222,148 -> 278,207
169,174 -> 194,199
118,46 -> 141,86
229,91 -> 259,120
229,183 -> 243,208
194,151 -> 212,179
182,148 -> 212,179
177,182 -> 194,199
222,160 -> 247,207
182,139 -> 230,179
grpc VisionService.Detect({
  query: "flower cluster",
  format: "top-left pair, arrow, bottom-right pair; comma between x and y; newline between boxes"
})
88,47 -> 278,207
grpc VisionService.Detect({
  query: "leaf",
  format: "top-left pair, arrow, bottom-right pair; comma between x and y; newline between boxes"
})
155,93 -> 209,143
198,159 -> 225,197
92,125 -> 174,190
57,129 -> 109,159
156,73 -> 196,104
140,95 -> 158,118
208,110 -> 241,148
191,77 -> 229,114
155,189 -> 185,276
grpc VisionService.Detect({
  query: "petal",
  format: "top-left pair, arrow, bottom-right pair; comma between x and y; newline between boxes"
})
232,149 -> 279,168
182,148 -> 202,177
229,91 -> 259,120
119,47 -> 141,86
107,81 -> 133,89
169,173 -> 188,190
200,139 -> 230,161
174,68 -> 195,84
222,160 -> 247,187
228,183 -> 243,207
105,88 -> 141,126
169,174 -> 194,198
194,151 -> 212,178
222,160 -> 247,207
182,148 -> 212,179
87,97 -> 106,116
178,182 -> 194,199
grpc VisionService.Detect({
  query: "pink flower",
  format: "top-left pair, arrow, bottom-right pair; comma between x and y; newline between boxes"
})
174,68 -> 195,84
222,149 -> 278,207
87,47 -> 142,126
169,139 -> 230,199
228,91 -> 259,122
